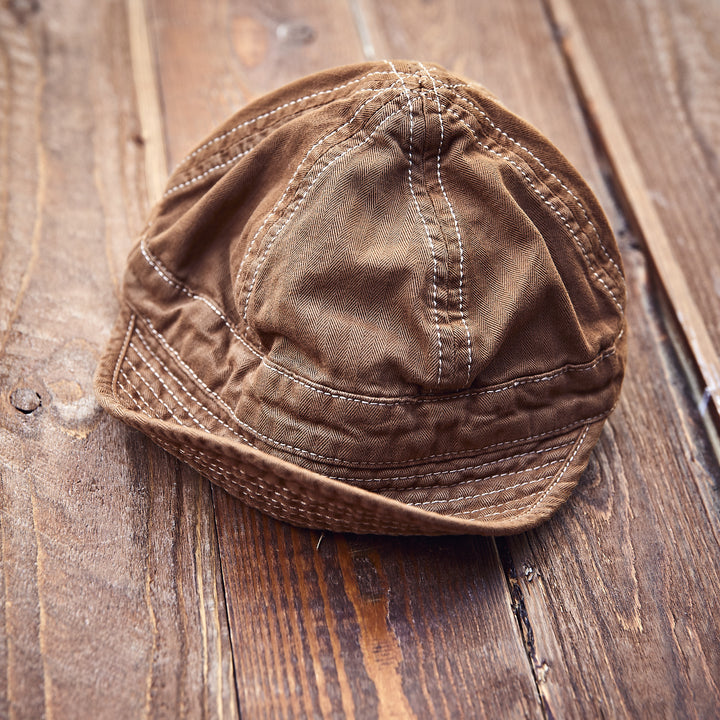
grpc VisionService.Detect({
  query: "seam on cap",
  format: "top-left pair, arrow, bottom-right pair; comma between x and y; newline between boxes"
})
167,72 -> 453,200
420,62 -> 473,385
132,328 -> 257,450
472,424 -> 590,520
125,347 -> 211,433
389,60 -> 444,385
410,471 -> 560,512
443,104 -> 624,317
438,89 -> 625,304
156,442 -> 417,534
149,435 -> 527,533
240,97 -> 409,335
162,71 -> 623,328
111,313 -> 136,404
137,298 -> 616,412
119,368 -> 597,532
165,71 -> 623,317
441,89 -> 624,288
164,83 -> 403,197
331,438 -> 575,484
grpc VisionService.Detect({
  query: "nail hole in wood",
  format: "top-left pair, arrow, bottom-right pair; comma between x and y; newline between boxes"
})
10,388 -> 42,414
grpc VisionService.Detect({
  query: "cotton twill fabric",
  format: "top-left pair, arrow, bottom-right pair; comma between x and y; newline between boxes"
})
94,60 -> 627,535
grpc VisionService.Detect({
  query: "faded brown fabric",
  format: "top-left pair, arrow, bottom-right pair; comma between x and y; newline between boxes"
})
94,60 -> 627,535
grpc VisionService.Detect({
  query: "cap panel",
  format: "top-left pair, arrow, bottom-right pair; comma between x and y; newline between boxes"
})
242,97 -> 452,396
435,80 -> 625,310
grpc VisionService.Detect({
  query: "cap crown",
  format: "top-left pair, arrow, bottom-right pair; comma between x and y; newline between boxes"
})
233,69 -> 620,397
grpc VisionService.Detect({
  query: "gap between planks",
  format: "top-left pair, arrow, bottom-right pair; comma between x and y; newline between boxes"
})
126,0 -> 168,205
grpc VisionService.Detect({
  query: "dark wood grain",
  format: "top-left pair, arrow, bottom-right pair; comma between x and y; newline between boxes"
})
214,495 -> 542,719
359,0 -> 720,716
0,2 -> 237,717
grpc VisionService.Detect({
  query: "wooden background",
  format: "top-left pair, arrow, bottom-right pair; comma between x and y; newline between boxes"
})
2,0 -> 720,717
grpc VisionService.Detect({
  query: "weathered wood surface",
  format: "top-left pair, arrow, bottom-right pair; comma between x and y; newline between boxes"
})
1,0 -> 719,718
0,2 -> 236,718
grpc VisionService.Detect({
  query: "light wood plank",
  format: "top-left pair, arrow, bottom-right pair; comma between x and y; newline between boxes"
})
0,2 -> 237,717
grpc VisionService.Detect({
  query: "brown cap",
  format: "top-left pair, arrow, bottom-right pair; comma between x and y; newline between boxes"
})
95,60 -> 626,535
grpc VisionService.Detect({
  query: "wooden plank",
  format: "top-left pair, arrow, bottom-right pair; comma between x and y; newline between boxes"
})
0,2 -> 237,717
215,498 -> 543,718
148,0 -> 543,716
546,0 -> 720,426
359,0 -> 720,716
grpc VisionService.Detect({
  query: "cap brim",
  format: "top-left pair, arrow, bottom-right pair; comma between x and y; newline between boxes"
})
95,307 -> 604,536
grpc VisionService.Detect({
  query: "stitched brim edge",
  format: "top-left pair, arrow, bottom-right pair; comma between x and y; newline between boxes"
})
94,307 -> 605,536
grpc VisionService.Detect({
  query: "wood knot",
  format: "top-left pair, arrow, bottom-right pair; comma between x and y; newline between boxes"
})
10,387 -> 42,414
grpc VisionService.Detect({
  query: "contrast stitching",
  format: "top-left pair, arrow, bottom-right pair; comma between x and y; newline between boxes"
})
408,459 -> 563,506
154,438 -> 401,531
168,73 -> 622,316
127,313 -> 611,466
128,341 -> 211,433
139,237 -> 263,361
123,379 -> 586,531
165,84 -> 406,198
134,328 -> 256,450
137,299 -> 614,408
165,147 -> 254,196
127,319 -> 609,465
336,438 -> 573,484
135,320 -> 446,464
120,388 -> 409,531
172,70 -> 467,171
444,105 -> 623,314
119,370 -> 158,417
390,60 -> 443,385
112,314 -> 136,402
441,89 -> 624,285
456,487 -> 546,516
137,318 -> 259,431
123,355 -> 191,427
117,376 -> 146,411
242,100 -> 408,330
421,62 -> 473,383
457,426 -> 588,518
511,424 -> 590,519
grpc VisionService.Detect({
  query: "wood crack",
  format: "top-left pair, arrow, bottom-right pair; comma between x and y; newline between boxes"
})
496,538 -> 550,720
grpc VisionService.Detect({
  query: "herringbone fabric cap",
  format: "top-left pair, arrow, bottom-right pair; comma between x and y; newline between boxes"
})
95,60 -> 626,535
